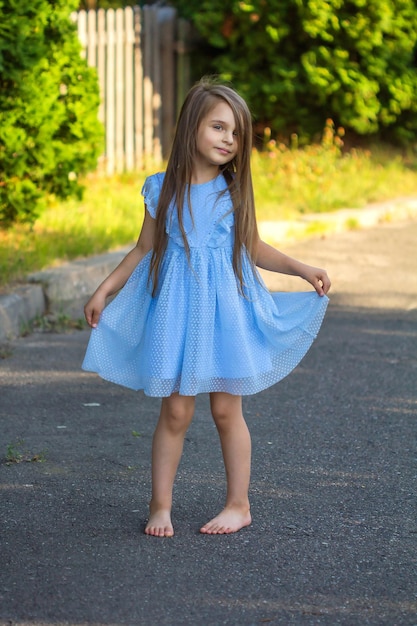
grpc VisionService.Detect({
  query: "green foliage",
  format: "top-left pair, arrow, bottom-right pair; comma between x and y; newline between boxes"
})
170,0 -> 417,143
0,0 -> 103,225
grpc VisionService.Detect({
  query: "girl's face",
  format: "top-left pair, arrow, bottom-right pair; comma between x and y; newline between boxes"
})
195,101 -> 238,173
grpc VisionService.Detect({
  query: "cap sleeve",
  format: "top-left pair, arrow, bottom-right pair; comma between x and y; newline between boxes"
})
141,173 -> 164,218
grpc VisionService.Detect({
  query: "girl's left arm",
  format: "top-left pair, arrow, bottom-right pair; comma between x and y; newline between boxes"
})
255,238 -> 331,296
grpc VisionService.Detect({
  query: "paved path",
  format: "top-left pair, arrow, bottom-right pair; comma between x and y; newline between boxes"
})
1,220 -> 416,625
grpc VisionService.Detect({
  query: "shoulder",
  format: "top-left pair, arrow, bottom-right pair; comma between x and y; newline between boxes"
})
141,172 -> 165,194
141,172 -> 165,218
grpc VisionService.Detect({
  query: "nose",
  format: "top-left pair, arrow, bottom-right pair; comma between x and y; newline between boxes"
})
223,130 -> 234,145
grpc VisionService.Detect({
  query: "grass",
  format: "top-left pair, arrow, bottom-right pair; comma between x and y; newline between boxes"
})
1,121 -> 417,288
0,343 -> 13,359
28,312 -> 87,334
253,121 -> 417,219
0,172 -> 148,291
4,439 -> 46,465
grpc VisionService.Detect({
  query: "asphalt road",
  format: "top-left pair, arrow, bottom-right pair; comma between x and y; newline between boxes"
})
1,220 -> 416,626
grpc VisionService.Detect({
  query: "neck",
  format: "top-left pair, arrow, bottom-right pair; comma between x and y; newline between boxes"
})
191,166 -> 220,185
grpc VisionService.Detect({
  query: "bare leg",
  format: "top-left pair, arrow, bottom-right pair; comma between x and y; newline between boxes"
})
145,393 -> 195,537
200,392 -> 252,535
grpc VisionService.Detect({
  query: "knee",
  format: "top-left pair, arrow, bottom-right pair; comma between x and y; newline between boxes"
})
210,395 -> 242,430
160,395 -> 194,433
211,402 -> 229,426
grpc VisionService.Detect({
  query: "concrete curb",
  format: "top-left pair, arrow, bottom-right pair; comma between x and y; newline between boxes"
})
0,284 -> 46,341
1,196 -> 417,343
27,248 -> 130,321
258,195 -> 417,243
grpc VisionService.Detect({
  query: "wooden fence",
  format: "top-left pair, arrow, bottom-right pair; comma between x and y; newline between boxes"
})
73,6 -> 191,174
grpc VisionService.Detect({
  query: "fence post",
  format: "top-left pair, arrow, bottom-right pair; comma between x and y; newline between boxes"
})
115,8 -> 125,173
77,10 -> 87,58
125,7 -> 135,171
176,19 -> 191,120
142,6 -> 154,165
87,9 -> 96,67
134,6 -> 144,170
97,9 -> 106,128
159,7 -> 176,158
151,7 -> 162,164
106,9 -> 115,175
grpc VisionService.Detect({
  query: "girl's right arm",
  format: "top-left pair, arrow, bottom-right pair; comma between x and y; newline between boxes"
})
84,209 -> 155,328
254,236 -> 331,296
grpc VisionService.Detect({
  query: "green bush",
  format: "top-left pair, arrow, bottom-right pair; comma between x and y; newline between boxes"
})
0,0 -> 103,225
171,0 -> 417,144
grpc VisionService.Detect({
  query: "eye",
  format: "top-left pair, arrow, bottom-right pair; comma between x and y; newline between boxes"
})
213,124 -> 223,130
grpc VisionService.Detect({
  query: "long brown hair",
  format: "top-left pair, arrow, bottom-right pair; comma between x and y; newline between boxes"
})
149,78 -> 258,295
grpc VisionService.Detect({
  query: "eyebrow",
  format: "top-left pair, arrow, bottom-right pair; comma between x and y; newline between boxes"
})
209,119 -> 235,127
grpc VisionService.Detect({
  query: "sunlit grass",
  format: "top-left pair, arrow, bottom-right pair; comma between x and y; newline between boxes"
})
252,121 -> 417,219
0,172 -> 149,290
1,122 -> 417,288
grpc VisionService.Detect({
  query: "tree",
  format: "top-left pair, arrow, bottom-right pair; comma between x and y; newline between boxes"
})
0,0 -> 103,225
170,0 -> 417,143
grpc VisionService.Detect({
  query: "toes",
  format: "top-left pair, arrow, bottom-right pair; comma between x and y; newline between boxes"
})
145,525 -> 174,537
200,523 -> 230,535
144,509 -> 174,537
200,509 -> 251,535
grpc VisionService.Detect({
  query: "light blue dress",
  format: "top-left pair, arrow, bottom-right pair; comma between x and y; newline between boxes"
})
82,173 -> 329,397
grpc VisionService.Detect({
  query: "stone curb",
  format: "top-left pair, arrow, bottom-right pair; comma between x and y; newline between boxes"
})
1,196 -> 416,343
258,195 -> 417,243
0,284 -> 46,341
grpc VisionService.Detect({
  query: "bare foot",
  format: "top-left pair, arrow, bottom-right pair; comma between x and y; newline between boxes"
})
144,508 -> 174,538
200,506 -> 252,535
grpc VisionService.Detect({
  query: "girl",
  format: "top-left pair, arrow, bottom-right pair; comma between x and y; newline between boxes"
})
82,79 -> 331,538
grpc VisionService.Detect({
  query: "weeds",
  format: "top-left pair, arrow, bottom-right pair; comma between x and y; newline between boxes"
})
17,312 -> 86,337
345,217 -> 360,230
0,343 -> 12,359
4,440 -> 46,465
31,312 -> 87,333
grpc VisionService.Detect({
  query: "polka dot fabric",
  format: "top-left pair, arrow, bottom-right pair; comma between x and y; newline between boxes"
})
82,173 -> 329,397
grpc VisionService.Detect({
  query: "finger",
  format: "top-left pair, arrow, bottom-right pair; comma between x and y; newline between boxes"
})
322,276 -> 331,294
84,305 -> 98,328
90,309 -> 101,328
313,277 -> 324,296
84,306 -> 92,326
84,305 -> 92,326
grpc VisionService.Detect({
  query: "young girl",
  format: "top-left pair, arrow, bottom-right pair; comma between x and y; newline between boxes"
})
82,79 -> 330,538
